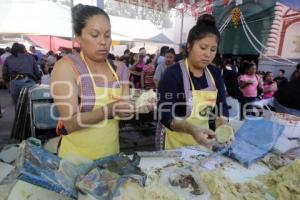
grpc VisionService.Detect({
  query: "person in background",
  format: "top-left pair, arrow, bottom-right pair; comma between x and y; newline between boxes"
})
29,45 -> 44,66
51,4 -> 134,160
156,14 -> 229,150
156,46 -> 169,66
141,54 -> 156,90
129,53 -> 145,88
274,71 -> 300,116
0,47 -> 11,64
120,49 -> 131,67
262,72 -> 277,99
107,52 -> 115,60
41,56 -> 56,85
72,47 -> 81,54
289,63 -> 300,81
238,62 -> 263,116
239,62 -> 263,103
175,44 -> 186,62
153,48 -> 175,87
128,53 -> 138,68
274,69 -> 288,89
3,43 -> 41,105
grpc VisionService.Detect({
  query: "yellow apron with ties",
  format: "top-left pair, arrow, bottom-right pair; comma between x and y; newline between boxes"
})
165,59 -> 218,149
59,53 -> 121,160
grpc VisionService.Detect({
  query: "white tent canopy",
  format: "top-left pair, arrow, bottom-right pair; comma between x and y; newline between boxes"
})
0,0 -> 173,43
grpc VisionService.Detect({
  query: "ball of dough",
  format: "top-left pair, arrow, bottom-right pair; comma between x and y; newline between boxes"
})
215,125 -> 234,144
135,90 -> 156,107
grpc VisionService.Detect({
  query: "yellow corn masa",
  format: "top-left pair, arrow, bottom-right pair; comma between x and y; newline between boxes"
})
257,159 -> 300,200
200,170 -> 266,200
215,125 -> 234,144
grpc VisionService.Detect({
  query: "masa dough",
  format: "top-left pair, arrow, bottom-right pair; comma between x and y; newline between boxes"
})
257,159 -> 300,200
215,125 -> 234,144
135,90 -> 156,106
200,170 -> 267,200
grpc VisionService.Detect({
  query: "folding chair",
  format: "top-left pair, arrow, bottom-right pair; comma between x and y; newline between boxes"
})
28,85 -> 59,141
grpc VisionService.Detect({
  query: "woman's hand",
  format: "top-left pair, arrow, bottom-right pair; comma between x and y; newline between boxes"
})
188,125 -> 217,148
107,99 -> 135,120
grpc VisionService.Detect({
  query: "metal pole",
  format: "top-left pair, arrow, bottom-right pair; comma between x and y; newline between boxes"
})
71,0 -> 74,49
97,0 -> 104,9
179,9 -> 184,45
50,36 -> 52,51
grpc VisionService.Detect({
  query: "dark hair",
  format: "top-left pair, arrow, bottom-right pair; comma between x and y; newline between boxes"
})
124,49 -> 130,54
243,61 -> 256,73
47,50 -> 54,56
11,43 -> 26,56
263,71 -> 273,81
279,69 -> 285,74
165,48 -> 175,55
296,63 -> 300,70
159,46 -> 169,56
5,47 -> 11,52
146,54 -> 156,65
0,48 -> 4,56
187,14 -> 220,48
72,4 -> 110,36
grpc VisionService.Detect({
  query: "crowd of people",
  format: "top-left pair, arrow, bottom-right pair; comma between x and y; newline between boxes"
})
0,4 -> 299,160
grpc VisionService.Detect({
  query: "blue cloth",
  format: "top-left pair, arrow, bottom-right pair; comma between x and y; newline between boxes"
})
226,119 -> 284,167
157,63 -> 229,129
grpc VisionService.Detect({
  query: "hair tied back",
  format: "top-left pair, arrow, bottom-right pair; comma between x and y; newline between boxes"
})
197,14 -> 216,26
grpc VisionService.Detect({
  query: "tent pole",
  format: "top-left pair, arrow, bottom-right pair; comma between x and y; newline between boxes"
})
179,8 -> 184,45
97,0 -> 104,9
50,36 -> 52,51
71,0 -> 74,49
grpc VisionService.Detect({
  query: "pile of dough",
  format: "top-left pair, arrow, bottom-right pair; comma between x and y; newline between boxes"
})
257,159 -> 300,200
135,90 -> 156,107
215,125 -> 234,144
200,170 -> 267,200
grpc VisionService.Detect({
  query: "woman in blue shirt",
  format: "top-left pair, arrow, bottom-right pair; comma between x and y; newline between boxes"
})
156,14 -> 229,150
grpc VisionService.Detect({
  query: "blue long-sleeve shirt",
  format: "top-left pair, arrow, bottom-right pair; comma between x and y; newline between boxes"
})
157,63 -> 229,130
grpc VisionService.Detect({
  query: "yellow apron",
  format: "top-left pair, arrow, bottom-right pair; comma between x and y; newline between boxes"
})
59,53 -> 121,160
165,59 -> 218,149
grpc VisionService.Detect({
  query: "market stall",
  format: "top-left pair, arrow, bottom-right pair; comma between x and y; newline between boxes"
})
1,112 -> 300,200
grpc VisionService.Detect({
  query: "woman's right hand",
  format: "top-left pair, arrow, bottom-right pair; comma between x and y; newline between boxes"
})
188,125 -> 217,149
109,99 -> 135,119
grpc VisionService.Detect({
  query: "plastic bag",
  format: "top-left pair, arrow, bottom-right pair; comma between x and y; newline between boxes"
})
76,153 -> 146,200
17,139 -> 77,198
225,119 -> 284,167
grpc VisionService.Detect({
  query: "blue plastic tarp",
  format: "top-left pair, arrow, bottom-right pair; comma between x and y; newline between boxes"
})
226,119 -> 285,167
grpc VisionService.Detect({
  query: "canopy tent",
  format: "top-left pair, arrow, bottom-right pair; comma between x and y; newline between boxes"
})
24,35 -> 80,52
0,0 -> 173,51
213,0 -> 276,55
